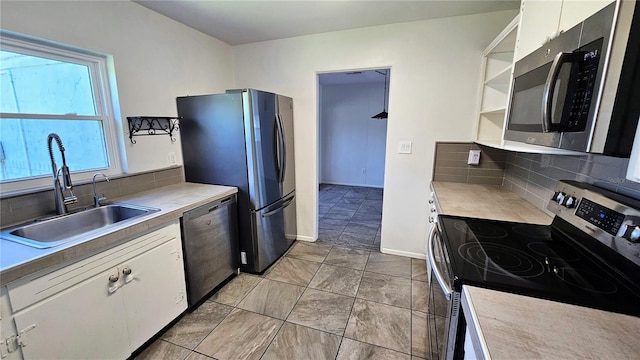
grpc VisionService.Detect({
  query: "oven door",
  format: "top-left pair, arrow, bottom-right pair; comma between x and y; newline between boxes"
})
427,224 -> 462,360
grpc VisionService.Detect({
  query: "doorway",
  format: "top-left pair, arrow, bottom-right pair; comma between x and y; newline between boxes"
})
316,69 -> 389,251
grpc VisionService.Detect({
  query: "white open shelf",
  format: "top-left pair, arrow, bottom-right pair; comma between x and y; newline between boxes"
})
485,23 -> 518,54
474,140 -> 586,155
484,65 -> 512,86
479,107 -> 507,115
474,15 -> 518,146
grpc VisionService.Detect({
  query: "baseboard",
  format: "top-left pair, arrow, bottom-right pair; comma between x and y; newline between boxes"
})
296,235 -> 316,242
320,181 -> 384,189
380,247 -> 426,259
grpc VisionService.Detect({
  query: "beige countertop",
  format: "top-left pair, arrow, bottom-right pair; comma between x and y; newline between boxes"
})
431,182 -> 553,225
0,182 -> 237,285
462,285 -> 640,359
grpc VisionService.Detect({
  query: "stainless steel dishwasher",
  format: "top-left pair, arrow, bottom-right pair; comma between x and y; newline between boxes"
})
181,194 -> 238,308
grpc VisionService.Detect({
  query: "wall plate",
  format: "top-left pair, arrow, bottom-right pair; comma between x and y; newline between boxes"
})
399,141 -> 412,154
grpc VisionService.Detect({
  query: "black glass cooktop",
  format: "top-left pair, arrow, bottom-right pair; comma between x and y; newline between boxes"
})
438,215 -> 640,317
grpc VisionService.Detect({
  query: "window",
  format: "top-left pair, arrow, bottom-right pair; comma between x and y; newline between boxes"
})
0,33 -> 122,192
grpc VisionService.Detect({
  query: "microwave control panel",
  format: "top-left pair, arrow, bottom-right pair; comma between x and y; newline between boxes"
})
563,38 -> 604,131
575,198 -> 625,235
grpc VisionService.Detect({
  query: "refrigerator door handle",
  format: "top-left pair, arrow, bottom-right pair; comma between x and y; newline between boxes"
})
261,195 -> 295,218
272,116 -> 282,181
276,113 -> 286,184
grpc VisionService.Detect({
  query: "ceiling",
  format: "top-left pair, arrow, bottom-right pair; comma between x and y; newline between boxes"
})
134,0 -> 520,46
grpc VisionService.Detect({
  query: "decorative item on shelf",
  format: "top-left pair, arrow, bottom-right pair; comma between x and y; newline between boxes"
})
127,116 -> 180,144
371,69 -> 389,119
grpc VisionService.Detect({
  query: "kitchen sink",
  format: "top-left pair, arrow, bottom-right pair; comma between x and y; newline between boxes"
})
1,204 -> 160,249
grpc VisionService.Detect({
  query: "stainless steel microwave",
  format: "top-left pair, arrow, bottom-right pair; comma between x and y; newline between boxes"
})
505,1 -> 640,156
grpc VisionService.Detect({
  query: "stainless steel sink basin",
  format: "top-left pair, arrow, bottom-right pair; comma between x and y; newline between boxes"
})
1,203 -> 160,249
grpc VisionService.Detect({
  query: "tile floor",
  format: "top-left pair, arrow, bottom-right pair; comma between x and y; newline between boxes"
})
135,242 -> 432,360
135,184 -> 435,359
316,184 -> 383,252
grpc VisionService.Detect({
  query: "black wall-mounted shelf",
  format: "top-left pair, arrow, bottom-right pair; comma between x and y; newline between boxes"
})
127,116 -> 180,144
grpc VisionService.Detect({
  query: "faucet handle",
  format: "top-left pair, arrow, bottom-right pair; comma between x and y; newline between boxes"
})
64,194 -> 78,205
61,165 -> 73,189
94,195 -> 107,207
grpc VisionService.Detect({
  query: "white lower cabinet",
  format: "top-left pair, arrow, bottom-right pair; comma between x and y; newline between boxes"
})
13,266 -> 131,360
6,221 -> 187,359
121,237 -> 186,350
1,286 -> 21,360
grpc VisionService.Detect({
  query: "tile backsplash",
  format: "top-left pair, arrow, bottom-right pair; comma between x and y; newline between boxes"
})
433,142 -> 506,185
503,152 -> 640,213
0,166 -> 184,227
433,142 -> 640,215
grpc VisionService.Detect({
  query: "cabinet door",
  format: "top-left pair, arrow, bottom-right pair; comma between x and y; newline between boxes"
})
13,268 -> 129,360
120,237 -> 187,350
516,0 -> 563,61
558,0 -> 614,33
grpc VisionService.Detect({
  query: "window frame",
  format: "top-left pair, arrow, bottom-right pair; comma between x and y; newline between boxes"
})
0,33 -> 124,193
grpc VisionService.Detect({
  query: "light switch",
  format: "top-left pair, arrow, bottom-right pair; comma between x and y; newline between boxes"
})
398,141 -> 412,154
468,150 -> 481,165
168,152 -> 177,165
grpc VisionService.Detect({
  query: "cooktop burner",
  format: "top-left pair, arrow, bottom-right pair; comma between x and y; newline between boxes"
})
553,267 -> 618,294
454,221 -> 508,238
512,225 -> 552,239
437,215 -> 640,317
458,242 -> 545,278
527,241 -> 581,262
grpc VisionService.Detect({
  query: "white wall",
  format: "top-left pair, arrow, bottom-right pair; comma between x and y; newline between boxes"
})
234,10 -> 517,256
321,82 -> 387,188
0,0 -> 235,174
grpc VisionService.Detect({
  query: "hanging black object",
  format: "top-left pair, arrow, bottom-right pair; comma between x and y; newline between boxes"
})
372,70 -> 389,119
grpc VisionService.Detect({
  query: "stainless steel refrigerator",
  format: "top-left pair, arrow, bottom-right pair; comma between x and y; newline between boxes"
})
177,89 -> 297,273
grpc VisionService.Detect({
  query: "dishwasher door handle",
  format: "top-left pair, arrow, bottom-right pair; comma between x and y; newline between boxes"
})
208,196 -> 234,213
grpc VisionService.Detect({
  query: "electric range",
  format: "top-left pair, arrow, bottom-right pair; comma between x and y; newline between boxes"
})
427,180 -> 640,360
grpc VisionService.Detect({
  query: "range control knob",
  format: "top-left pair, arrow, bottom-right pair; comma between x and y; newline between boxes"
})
619,224 -> 640,243
563,196 -> 577,208
555,192 -> 566,204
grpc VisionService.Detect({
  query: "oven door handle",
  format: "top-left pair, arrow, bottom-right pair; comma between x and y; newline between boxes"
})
428,225 -> 453,300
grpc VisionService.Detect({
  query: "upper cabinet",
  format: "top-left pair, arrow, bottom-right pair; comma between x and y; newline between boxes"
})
515,0 -> 615,61
515,0 -> 562,61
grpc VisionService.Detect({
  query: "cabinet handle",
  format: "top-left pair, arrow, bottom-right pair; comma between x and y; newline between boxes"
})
108,274 -> 120,294
122,267 -> 134,284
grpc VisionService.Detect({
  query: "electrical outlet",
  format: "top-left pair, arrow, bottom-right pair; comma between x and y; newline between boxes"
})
398,141 -> 412,154
468,150 -> 481,165
168,152 -> 177,165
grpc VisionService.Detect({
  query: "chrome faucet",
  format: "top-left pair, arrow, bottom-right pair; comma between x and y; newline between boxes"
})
48,133 -> 77,215
92,172 -> 110,207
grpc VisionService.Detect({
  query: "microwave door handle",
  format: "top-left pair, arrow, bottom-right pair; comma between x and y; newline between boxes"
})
542,52 -> 568,132
428,225 -> 452,300
542,52 -> 582,132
